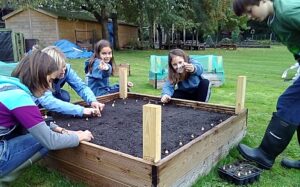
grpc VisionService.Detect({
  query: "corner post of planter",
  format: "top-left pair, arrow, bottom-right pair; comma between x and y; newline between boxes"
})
235,76 -> 247,114
119,67 -> 128,99
143,104 -> 161,163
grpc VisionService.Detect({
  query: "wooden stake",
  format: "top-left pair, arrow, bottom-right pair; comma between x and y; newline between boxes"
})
119,67 -> 128,99
235,76 -> 246,114
143,104 -> 161,163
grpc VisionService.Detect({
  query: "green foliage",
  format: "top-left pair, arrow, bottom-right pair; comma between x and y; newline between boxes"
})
11,46 -> 300,186
231,27 -> 240,43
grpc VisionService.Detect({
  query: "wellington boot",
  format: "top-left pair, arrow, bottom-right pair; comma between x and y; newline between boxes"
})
238,113 -> 296,169
281,127 -> 300,169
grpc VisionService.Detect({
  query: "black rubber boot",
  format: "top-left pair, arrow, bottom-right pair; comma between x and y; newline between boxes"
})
281,127 -> 300,169
238,113 -> 296,169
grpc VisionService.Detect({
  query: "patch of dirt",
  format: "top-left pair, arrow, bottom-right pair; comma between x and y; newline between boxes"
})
51,98 -> 231,158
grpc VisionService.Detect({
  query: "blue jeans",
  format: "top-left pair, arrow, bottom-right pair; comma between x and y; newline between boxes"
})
0,134 -> 48,177
53,89 -> 70,102
277,76 -> 300,126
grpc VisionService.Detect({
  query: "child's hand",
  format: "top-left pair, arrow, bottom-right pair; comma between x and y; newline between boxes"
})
75,130 -> 94,142
183,62 -> 195,73
83,107 -> 101,117
99,61 -> 109,71
161,94 -> 171,103
91,101 -> 105,111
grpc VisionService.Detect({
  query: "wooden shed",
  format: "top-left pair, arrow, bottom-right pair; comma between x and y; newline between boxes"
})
2,8 -> 138,48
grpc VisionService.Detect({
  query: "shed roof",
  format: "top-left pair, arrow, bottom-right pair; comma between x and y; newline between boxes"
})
2,8 -> 137,27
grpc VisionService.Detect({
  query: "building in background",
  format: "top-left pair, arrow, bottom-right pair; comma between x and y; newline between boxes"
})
2,8 -> 138,49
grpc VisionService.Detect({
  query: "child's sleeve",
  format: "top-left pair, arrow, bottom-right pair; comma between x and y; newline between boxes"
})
192,61 -> 204,76
282,6 -> 300,31
161,80 -> 174,96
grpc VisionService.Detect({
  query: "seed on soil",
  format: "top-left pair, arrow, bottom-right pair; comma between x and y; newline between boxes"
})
219,119 -> 223,122
164,149 -> 169,154
86,118 -> 89,121
112,103 -> 115,107
190,134 -> 195,139
249,170 -> 252,174
210,123 -> 214,127
44,115 -> 47,119
201,127 -> 205,131
135,100 -> 138,102
179,141 -> 183,146
124,101 -> 126,105
237,172 -> 241,177
67,123 -> 70,127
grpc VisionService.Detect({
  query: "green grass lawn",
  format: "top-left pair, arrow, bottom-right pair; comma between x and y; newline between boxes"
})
12,46 -> 300,187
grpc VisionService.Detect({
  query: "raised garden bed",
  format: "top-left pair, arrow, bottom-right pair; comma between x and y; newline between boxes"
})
41,92 -> 247,187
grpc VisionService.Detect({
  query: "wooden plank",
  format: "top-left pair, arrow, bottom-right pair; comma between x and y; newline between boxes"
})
44,142 -> 153,187
127,93 -> 236,114
156,110 -> 247,187
42,157 -> 130,187
143,104 -> 161,163
235,76 -> 247,114
119,67 -> 128,99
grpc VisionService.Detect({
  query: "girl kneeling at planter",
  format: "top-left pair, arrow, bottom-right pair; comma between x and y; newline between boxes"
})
161,49 -> 211,103
85,39 -> 133,96
0,50 -> 94,185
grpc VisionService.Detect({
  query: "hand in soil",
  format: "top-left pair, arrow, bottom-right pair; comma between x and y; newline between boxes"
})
91,101 -> 105,112
75,130 -> 94,142
83,107 -> 101,117
161,94 -> 171,103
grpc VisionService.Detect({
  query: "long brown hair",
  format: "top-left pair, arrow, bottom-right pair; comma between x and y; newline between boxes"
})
168,49 -> 191,84
88,39 -> 116,74
11,50 -> 58,96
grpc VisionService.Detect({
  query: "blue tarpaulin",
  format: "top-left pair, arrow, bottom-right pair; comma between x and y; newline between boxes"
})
54,39 -> 93,59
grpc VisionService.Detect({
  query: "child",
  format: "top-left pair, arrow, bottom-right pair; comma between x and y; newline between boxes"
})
0,50 -> 93,185
85,39 -> 133,96
161,49 -> 211,103
34,46 -> 105,117
233,0 -> 300,169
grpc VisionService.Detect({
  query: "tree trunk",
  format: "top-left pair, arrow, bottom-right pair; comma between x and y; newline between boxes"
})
149,24 -> 154,49
101,6 -> 109,40
138,25 -> 144,49
157,24 -> 162,49
111,13 -> 120,50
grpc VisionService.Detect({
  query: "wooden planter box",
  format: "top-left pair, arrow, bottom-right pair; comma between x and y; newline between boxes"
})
42,92 -> 247,187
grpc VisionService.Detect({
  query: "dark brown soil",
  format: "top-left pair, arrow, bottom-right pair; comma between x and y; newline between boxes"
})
51,98 -> 231,158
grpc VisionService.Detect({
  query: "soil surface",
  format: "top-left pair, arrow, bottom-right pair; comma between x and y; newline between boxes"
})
51,98 -> 231,158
